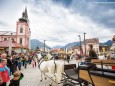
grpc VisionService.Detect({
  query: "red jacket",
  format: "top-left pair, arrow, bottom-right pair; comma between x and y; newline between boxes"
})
0,64 -> 10,82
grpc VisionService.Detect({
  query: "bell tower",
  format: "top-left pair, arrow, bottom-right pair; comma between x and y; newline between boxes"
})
16,7 -> 31,50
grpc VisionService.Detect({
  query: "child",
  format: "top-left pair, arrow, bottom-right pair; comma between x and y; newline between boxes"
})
9,71 -> 24,86
31,57 -> 35,68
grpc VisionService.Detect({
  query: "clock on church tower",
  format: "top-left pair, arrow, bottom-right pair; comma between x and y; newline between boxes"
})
16,7 -> 31,50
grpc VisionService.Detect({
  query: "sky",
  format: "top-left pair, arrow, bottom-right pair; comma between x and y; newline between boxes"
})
0,0 -> 115,47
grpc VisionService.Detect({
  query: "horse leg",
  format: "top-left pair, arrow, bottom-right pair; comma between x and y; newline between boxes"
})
49,75 -> 57,86
49,76 -> 53,86
40,71 -> 43,82
43,73 -> 47,80
45,74 -> 47,80
49,77 -> 52,86
53,75 -> 57,86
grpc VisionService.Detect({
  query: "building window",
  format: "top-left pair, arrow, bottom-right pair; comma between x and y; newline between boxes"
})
19,38 -> 22,44
20,27 -> 23,33
4,38 -> 7,41
12,38 -> 14,42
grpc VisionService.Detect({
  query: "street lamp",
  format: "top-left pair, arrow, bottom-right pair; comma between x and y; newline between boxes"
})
9,33 -> 12,55
78,35 -> 82,55
44,40 -> 46,53
84,32 -> 86,56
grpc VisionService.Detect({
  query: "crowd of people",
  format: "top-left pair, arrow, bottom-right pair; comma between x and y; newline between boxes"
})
0,44 -> 99,86
0,51 -> 38,86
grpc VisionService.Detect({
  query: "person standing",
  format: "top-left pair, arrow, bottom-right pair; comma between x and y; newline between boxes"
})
24,55 -> 28,68
31,57 -> 35,68
9,71 -> 24,86
6,56 -> 12,76
0,59 -> 10,86
21,55 -> 25,67
10,55 -> 18,75
1,53 -> 7,59
17,55 -> 22,70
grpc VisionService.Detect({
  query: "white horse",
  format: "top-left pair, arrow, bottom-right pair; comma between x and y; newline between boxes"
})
37,53 -> 63,85
37,53 -> 79,84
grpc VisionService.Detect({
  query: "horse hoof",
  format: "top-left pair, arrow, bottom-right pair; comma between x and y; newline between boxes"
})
49,84 -> 52,86
40,80 -> 42,82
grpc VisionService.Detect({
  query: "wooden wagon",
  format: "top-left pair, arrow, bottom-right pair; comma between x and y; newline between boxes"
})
62,59 -> 115,86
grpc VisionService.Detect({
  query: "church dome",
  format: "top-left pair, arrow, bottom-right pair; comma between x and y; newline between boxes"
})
18,8 -> 28,22
18,17 -> 27,22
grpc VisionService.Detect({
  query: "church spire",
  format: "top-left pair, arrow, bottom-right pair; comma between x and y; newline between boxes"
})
25,6 -> 28,19
19,7 -> 29,22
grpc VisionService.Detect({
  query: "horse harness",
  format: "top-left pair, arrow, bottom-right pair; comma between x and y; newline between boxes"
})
38,58 -> 45,68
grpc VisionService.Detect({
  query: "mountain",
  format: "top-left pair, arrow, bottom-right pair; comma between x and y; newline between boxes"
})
52,45 -> 64,48
104,40 -> 112,46
31,39 -> 51,50
31,39 -> 112,50
100,40 -> 112,46
61,40 -> 112,49
62,42 -> 81,49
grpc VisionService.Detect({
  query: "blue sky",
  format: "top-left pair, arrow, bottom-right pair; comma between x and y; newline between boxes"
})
0,0 -> 115,47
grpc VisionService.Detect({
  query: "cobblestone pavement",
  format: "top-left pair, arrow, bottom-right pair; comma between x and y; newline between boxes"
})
9,65 -> 63,86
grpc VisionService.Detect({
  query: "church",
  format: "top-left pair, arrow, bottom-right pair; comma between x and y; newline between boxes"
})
0,7 -> 31,54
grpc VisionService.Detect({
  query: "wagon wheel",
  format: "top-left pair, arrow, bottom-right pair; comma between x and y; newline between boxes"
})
63,82 -> 74,86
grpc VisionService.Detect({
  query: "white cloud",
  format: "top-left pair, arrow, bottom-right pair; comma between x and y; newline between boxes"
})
0,0 -> 114,47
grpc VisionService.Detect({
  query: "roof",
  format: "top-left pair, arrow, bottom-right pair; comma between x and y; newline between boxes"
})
72,46 -> 80,50
0,31 -> 16,35
0,41 -> 24,48
51,48 -> 60,51
85,38 -> 99,44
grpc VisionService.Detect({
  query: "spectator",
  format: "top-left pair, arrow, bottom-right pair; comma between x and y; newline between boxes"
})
31,57 -> 35,68
6,56 -> 12,75
17,56 -> 22,70
1,53 -> 7,59
0,59 -> 10,86
10,55 -> 18,75
9,71 -> 24,86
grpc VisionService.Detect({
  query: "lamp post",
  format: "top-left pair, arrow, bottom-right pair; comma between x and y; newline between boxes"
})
84,32 -> 86,56
9,33 -> 12,55
78,35 -> 82,55
44,40 -> 46,53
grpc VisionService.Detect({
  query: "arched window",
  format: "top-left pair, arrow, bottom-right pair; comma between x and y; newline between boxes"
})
20,27 -> 23,33
19,38 -> 22,44
4,38 -> 7,41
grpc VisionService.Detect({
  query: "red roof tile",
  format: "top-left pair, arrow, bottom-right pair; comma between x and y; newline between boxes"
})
0,41 -> 24,48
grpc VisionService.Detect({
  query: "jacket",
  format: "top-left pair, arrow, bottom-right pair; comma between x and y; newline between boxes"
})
0,64 -> 10,82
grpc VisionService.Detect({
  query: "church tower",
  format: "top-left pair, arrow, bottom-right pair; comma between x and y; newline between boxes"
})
16,7 -> 31,50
